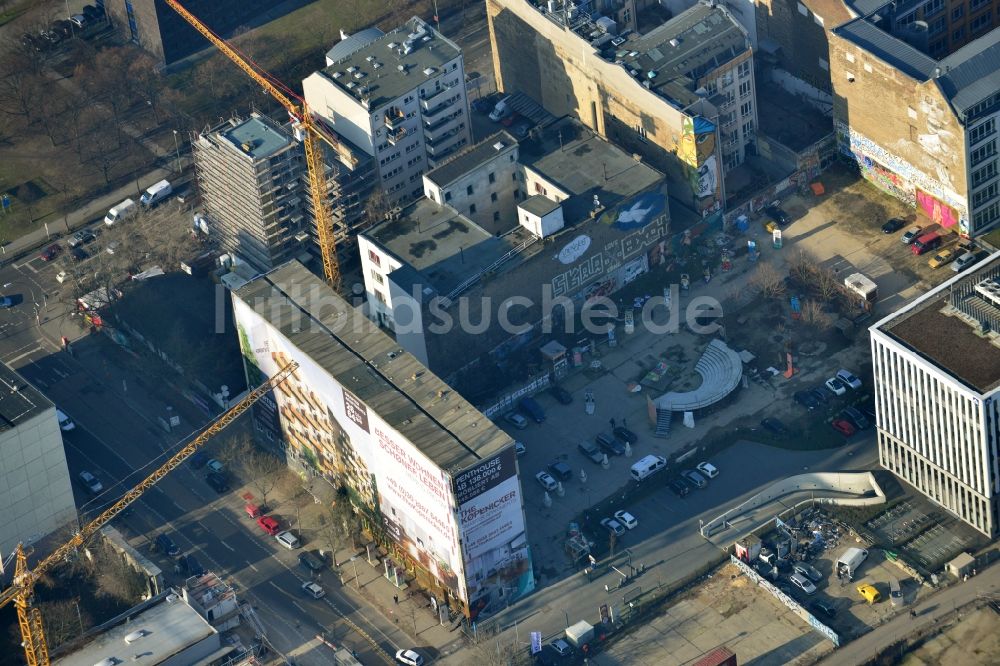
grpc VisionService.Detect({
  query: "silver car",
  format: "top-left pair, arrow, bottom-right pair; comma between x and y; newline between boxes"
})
682,469 -> 707,488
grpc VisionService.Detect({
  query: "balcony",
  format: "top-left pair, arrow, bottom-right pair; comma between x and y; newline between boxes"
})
386,126 -> 407,146
424,110 -> 462,135
384,107 -> 404,130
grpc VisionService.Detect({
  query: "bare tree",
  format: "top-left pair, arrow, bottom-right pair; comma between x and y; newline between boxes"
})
128,53 -> 164,123
749,263 -> 786,299
799,299 -> 833,330
0,52 -> 46,121
221,432 -> 284,509
38,599 -> 87,650
364,187 -> 393,226
468,621 -> 519,666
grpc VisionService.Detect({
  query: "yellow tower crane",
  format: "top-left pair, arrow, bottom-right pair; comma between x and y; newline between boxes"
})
165,0 -> 356,291
0,361 -> 298,666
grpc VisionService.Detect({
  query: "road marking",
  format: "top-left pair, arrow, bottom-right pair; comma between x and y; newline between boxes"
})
292,601 -> 306,614
268,580 -> 281,591
221,541 -> 235,552
6,346 -> 42,364
248,562 -> 259,572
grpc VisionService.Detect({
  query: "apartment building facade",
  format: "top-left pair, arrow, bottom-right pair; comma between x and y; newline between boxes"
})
487,0 -> 755,216
871,253 -> 1000,537
303,17 -> 473,206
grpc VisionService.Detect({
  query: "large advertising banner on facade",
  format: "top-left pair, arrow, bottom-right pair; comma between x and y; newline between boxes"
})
454,448 -> 535,614
232,297 -> 467,602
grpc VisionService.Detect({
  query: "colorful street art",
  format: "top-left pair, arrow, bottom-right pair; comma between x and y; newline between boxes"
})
916,190 -> 958,228
859,155 -> 916,206
678,115 -> 717,168
597,191 -> 666,230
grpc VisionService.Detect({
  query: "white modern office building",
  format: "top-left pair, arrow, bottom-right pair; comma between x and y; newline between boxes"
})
303,17 -> 473,205
870,252 -> 1000,537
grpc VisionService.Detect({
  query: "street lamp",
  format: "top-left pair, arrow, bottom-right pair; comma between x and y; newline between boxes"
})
349,556 -> 360,589
563,609 -> 570,628
172,130 -> 182,174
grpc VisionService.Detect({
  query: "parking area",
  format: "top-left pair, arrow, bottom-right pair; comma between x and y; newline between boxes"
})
598,562 -> 834,665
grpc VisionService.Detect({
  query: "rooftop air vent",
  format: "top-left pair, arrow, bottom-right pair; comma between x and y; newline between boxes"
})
354,71 -> 366,79
493,141 -> 506,150
669,38 -> 679,47
332,71 -> 343,79
373,61 -> 383,69
387,41 -> 398,49
366,55 -> 375,62
124,630 -> 148,645
423,67 -> 436,76
347,66 -> 357,73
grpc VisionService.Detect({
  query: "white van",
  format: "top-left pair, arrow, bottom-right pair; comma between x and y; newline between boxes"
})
630,454 -> 667,481
56,409 -> 75,431
489,96 -> 511,122
140,180 -> 172,208
104,199 -> 136,226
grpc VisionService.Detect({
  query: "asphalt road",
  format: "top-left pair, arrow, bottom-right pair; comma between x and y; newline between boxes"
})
0,235 -> 406,665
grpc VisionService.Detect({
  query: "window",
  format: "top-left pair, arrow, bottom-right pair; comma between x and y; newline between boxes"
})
466,185 -> 474,195
489,172 -> 496,184
738,60 -> 750,78
514,188 -> 521,199
368,250 -> 382,266
971,10 -> 992,33
374,290 -> 387,304
973,182 -> 998,208
970,0 -> 989,9
742,121 -> 753,136
923,0 -> 944,16
972,160 -> 998,188
740,101 -> 753,118
371,270 -> 384,285
705,80 -> 718,96
739,81 -> 751,98
972,140 -> 997,166
491,192 -> 498,202
952,4 -> 964,19
973,201 -> 1000,229
970,118 -> 996,145
469,204 -> 477,214
512,173 -> 518,182
928,16 -> 945,34
493,211 -> 501,223
953,27 -> 965,41
534,182 -> 546,195
444,191 -> 452,202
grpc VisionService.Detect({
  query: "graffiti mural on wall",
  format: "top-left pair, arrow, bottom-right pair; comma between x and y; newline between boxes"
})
836,121 -> 969,233
859,155 -> 916,206
916,190 -> 959,228
677,116 -> 717,168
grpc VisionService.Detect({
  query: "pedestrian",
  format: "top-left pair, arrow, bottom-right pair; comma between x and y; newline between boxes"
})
610,417 -> 616,429
622,417 -> 627,428
393,594 -> 399,605
910,610 -> 917,618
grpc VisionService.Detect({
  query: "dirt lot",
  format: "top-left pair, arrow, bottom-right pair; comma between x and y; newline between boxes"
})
901,606 -> 1000,665
601,563 -> 834,665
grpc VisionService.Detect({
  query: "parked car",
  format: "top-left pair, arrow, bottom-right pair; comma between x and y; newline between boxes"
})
824,377 -> 847,396
0,297 -> 12,308
613,426 -> 638,444
78,470 -> 103,495
504,412 -> 528,430
794,390 -> 821,410
600,517 -> 626,536
682,469 -> 707,488
548,385 -> 573,405
809,387 -> 830,404
69,14 -> 88,30
840,406 -> 870,430
928,247 -> 958,269
901,225 -> 923,244
548,461 -> 573,481
831,419 -> 856,436
206,458 -> 225,474
205,472 -> 229,493
82,4 -> 105,21
40,244 -> 61,261
155,533 -> 180,557
764,205 -> 790,226
188,451 -> 209,469
56,271 -> 68,284
794,562 -> 823,583
70,247 -> 88,261
696,462 -> 719,479
881,217 -> 906,233
256,515 -> 281,536
578,440 -> 604,464
789,573 -> 817,595
535,471 -> 557,491
549,640 -> 573,657
614,510 -> 638,529
298,550 -> 326,573
395,649 -> 424,666
952,251 -> 980,272
667,477 -> 691,497
301,581 -> 325,599
471,97 -> 492,114
596,432 -> 625,456
836,369 -> 863,390
514,441 -> 526,457
518,397 -> 546,423
760,418 -> 789,436
811,600 -> 838,618
275,531 -> 301,549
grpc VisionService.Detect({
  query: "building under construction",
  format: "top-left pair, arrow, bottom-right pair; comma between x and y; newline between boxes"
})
193,112 -> 374,275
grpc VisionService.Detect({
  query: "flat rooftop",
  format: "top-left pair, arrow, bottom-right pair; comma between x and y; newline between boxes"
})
320,16 -> 462,110
0,362 -> 52,433
53,591 -> 216,666
220,114 -> 293,160
521,117 -> 663,221
424,131 -> 518,187
622,2 -> 749,107
234,261 -> 512,472
878,253 -> 1000,394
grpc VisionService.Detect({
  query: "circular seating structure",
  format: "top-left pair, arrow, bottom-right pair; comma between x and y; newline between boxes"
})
656,339 -> 743,413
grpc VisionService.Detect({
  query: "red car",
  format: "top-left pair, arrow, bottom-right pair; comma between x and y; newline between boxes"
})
40,244 -> 61,261
831,419 -> 856,436
256,515 -> 281,536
